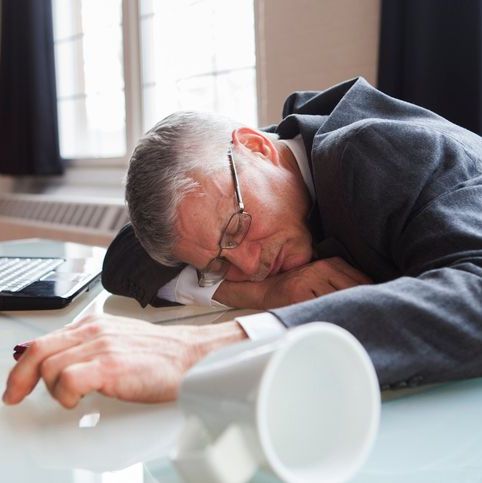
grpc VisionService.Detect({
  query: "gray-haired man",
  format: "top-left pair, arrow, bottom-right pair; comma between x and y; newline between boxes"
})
4,77 -> 482,408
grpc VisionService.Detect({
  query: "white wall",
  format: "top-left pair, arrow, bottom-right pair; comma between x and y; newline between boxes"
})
255,0 -> 381,125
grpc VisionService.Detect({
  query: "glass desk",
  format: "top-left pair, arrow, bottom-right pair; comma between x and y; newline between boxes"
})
1,239 -> 481,482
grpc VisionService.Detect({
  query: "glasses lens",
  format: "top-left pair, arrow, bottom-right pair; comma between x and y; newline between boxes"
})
198,257 -> 229,287
206,257 -> 228,274
220,212 -> 252,249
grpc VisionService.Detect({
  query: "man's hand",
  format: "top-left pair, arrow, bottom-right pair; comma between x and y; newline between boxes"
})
2,315 -> 246,409
260,257 -> 372,308
215,257 -> 372,309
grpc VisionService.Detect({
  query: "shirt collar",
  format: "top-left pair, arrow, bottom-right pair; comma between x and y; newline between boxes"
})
278,135 -> 315,201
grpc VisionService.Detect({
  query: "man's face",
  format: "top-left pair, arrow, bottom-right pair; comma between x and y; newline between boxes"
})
173,147 -> 313,282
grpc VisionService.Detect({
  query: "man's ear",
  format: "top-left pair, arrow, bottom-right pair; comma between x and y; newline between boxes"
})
231,127 -> 280,165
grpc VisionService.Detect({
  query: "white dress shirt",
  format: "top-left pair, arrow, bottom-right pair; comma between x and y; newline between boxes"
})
157,135 -> 314,340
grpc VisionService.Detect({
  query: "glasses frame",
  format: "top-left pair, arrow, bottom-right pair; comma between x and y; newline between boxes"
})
197,144 -> 252,287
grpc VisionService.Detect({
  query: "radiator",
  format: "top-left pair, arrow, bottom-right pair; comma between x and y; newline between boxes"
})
0,194 -> 129,246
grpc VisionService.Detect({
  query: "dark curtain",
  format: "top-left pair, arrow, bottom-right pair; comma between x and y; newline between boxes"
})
378,0 -> 482,135
0,0 -> 63,175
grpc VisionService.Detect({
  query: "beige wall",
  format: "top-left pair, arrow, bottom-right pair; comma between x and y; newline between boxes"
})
255,0 -> 381,125
0,177 -> 13,194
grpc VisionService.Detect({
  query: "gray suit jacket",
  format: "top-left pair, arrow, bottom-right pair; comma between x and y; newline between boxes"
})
271,77 -> 482,389
103,77 -> 482,389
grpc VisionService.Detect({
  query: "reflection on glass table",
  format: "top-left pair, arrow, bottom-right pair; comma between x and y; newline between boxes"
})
144,377 -> 482,483
2,361 -> 479,483
1,239 -> 481,482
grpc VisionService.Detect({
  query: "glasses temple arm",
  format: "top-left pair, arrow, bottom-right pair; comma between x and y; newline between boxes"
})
228,146 -> 245,212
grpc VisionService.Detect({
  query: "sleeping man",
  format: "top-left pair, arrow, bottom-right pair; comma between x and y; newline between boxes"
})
4,77 -> 482,408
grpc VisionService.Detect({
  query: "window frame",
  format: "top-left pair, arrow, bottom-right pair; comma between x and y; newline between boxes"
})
61,0 -> 143,169
56,0 -> 258,172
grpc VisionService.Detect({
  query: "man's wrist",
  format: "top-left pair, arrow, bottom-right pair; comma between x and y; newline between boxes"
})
194,321 -> 248,360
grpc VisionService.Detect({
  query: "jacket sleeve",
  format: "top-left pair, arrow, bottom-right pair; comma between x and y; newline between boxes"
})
102,223 -> 185,307
272,123 -> 482,389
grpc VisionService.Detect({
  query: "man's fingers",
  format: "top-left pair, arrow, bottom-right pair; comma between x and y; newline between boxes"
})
52,360 -> 103,409
40,336 -> 116,398
327,271 -> 366,291
3,322 -> 102,405
319,257 -> 373,284
312,281 -> 338,298
315,260 -> 369,291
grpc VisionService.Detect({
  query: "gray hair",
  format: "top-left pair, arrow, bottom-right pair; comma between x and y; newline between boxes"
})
126,111 -> 274,267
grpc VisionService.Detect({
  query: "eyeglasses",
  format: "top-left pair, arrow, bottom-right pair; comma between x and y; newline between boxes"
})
197,145 -> 252,287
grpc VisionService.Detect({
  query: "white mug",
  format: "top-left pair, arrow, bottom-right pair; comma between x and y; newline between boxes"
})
171,322 -> 380,483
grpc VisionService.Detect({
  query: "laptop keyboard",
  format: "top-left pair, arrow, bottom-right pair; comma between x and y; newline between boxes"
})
0,257 -> 64,293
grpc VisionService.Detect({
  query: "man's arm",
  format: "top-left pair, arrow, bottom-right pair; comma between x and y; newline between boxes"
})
103,224 -> 372,309
213,257 -> 372,309
270,125 -> 482,389
272,255 -> 482,390
3,314 -> 247,408
102,223 -> 185,307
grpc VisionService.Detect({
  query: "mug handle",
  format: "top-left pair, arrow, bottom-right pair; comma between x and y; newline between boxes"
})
171,416 -> 262,483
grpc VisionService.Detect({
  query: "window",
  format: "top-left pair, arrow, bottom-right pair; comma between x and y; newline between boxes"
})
139,0 -> 257,132
51,0 -> 126,160
51,0 -> 257,164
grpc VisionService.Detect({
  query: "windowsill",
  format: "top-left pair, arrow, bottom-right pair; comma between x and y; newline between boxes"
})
0,164 -> 127,201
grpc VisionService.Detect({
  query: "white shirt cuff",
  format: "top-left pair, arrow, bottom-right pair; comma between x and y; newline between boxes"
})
235,312 -> 287,340
157,265 -> 227,307
156,274 -> 178,302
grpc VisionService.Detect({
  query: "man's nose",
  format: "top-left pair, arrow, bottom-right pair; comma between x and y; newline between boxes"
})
225,241 -> 262,278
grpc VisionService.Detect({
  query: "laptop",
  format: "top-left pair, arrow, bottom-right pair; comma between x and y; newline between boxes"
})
0,251 -> 103,311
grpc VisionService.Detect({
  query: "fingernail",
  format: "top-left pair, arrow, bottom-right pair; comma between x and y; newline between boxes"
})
13,345 -> 28,352
14,342 -> 31,351
13,345 -> 28,361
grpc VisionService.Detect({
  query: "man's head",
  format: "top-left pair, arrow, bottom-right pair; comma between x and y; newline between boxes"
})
126,111 -> 313,283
